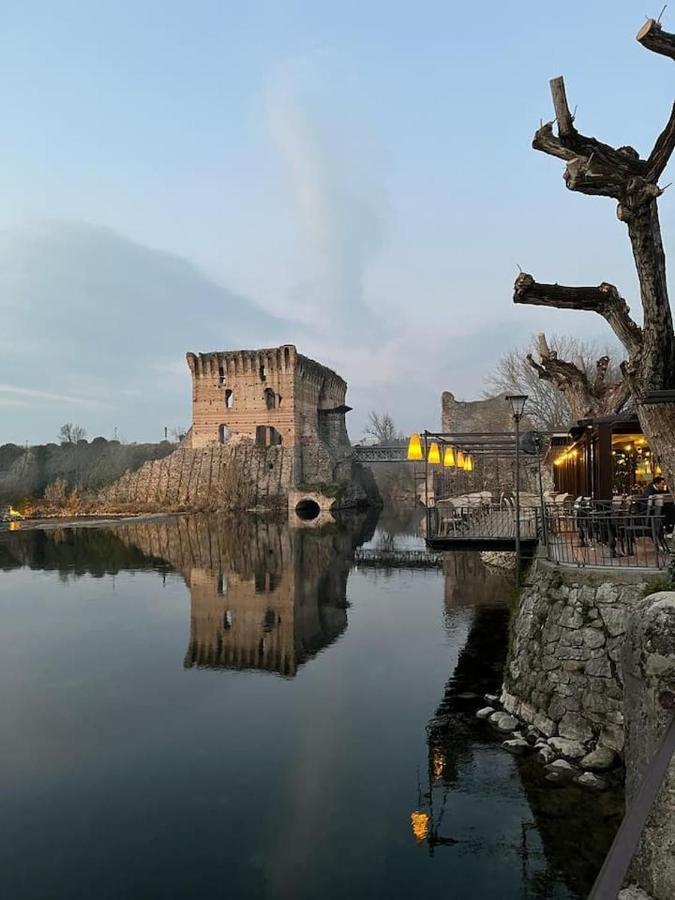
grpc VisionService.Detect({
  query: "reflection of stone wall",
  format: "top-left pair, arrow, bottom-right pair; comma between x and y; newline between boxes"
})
443,552 -> 513,609
112,514 -> 367,677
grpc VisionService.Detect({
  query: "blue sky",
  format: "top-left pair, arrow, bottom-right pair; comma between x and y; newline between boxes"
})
1,0 -> 673,443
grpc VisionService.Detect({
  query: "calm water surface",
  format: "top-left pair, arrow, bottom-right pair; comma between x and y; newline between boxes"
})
0,509 -> 620,899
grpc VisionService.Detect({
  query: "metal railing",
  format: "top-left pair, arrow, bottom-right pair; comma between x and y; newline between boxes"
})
589,713 -> 675,899
427,501 -> 540,542
545,499 -> 671,570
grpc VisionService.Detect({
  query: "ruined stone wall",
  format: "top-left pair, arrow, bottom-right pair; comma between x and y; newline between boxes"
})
438,391 -> 539,495
187,346 -> 298,449
442,391 -> 516,434
502,559 -> 652,754
187,345 -> 349,453
96,441 -> 292,511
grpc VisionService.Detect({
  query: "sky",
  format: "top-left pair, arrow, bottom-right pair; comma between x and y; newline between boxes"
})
1,0 -> 673,444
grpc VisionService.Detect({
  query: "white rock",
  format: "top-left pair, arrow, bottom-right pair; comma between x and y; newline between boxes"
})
502,738 -> 531,756
538,746 -> 557,765
575,772 -> 608,790
476,707 -> 494,719
484,693 -> 499,704
545,759 -> 575,775
547,737 -> 586,759
580,746 -> 617,771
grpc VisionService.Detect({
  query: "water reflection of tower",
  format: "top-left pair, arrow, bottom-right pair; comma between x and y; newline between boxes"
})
180,516 -> 370,677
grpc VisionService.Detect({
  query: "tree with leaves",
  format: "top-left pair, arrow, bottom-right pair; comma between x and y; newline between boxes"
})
514,15 -> 675,484
58,423 -> 87,444
362,411 -> 402,444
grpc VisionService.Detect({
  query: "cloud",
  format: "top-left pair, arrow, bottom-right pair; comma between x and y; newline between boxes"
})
0,221 -> 295,442
267,72 -> 386,333
0,384 -> 107,407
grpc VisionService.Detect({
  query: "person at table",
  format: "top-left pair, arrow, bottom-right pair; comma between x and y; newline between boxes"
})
642,475 -> 668,498
642,476 -> 675,533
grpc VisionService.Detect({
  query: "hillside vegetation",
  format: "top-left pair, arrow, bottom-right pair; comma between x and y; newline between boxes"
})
0,438 -> 175,505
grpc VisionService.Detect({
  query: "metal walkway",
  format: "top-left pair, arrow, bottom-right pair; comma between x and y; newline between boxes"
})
426,503 -> 540,551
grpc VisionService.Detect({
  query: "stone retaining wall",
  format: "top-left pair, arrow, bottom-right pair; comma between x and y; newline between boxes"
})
502,558 -> 656,754
95,439 -> 378,512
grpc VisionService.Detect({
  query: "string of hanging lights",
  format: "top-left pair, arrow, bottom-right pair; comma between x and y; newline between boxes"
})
406,433 -> 475,472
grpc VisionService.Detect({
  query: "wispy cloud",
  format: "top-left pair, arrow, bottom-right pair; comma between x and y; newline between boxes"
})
0,384 -> 108,408
267,71 -> 386,333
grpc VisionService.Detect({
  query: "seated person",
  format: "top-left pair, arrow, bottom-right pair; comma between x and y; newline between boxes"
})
642,476 -> 675,533
642,475 -> 667,498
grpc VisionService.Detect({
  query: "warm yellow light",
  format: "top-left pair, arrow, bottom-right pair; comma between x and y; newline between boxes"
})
456,449 -> 465,468
464,454 -> 474,472
443,446 -> 456,468
407,433 -> 423,461
624,444 -> 632,453
410,810 -> 430,843
655,464 -> 663,476
427,441 -> 441,465
432,748 -> 445,779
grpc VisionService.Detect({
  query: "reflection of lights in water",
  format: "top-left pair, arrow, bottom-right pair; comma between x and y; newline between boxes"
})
9,521 -> 19,531
432,748 -> 445,779
410,811 -> 430,843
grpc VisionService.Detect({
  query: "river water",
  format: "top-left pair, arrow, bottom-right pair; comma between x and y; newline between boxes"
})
0,509 -> 621,899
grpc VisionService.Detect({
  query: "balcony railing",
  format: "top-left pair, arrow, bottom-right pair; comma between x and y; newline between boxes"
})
545,498 -> 671,570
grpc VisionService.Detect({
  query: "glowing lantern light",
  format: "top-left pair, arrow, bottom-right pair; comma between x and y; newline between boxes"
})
407,433 -> 423,461
443,446 -> 456,468
410,810 -> 430,843
427,441 -> 441,465
456,450 -> 465,468
464,454 -> 474,472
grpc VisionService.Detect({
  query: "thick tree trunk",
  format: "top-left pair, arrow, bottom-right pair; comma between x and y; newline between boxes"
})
620,195 -> 675,389
637,401 -> 675,489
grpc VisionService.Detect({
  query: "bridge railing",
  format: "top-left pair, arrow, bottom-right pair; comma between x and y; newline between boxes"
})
427,501 -> 540,542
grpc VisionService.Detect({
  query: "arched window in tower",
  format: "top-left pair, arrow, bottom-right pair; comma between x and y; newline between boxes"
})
225,389 -> 234,409
264,388 -> 276,410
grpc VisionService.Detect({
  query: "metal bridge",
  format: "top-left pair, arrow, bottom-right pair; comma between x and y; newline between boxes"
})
352,442 -> 408,463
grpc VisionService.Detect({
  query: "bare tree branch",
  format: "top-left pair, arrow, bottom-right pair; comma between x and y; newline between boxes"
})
637,17 -> 675,60
514,273 -> 643,357
645,101 -> 675,181
487,333 -> 628,428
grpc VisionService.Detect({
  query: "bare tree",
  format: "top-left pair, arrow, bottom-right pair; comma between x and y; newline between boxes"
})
514,18 -> 675,483
58,423 -> 87,444
487,334 -> 625,430
362,411 -> 402,444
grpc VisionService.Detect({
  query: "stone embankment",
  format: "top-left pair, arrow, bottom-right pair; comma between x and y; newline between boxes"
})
93,439 -> 377,513
502,559 -> 652,753
501,556 -> 674,899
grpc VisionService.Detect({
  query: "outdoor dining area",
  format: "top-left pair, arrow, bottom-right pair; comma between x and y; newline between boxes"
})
407,401 -> 673,568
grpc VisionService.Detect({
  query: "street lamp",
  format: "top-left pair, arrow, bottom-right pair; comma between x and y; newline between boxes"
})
506,395 -> 528,586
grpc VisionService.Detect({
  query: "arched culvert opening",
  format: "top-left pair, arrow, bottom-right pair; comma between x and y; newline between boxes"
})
295,498 -> 321,521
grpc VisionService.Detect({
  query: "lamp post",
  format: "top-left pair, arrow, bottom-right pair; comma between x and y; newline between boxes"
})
506,395 -> 528,586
